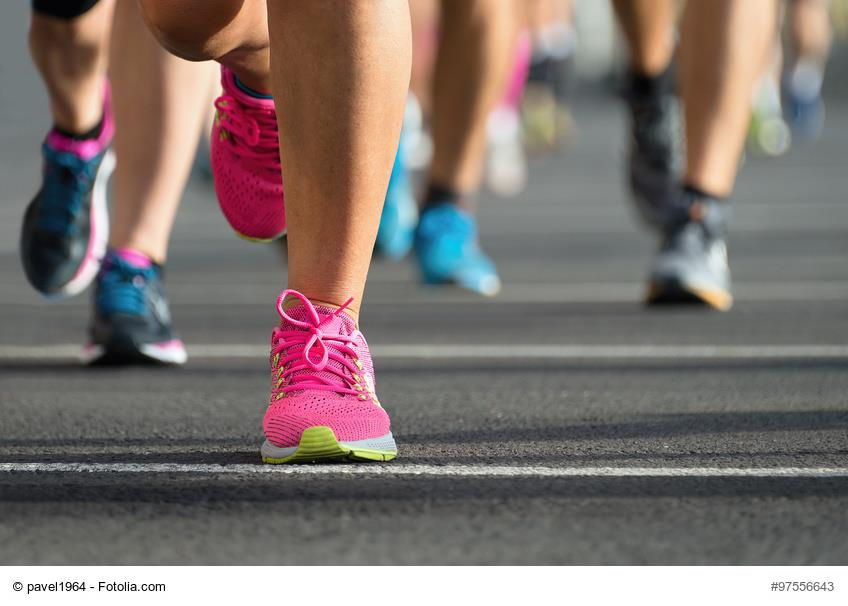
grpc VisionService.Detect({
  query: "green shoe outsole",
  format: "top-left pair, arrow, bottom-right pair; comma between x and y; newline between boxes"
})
262,426 -> 398,464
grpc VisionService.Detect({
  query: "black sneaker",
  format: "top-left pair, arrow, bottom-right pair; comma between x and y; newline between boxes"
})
623,67 -> 683,228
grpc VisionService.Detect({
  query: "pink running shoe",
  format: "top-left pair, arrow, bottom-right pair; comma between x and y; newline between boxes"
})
261,290 -> 397,463
211,67 -> 286,242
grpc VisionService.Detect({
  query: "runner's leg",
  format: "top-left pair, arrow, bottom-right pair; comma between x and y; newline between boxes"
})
108,0 -> 217,264
414,0 -> 519,296
29,0 -> 113,135
680,0 -> 779,197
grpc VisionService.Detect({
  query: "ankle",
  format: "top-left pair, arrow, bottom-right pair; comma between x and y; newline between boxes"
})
233,74 -> 273,99
627,60 -> 675,99
52,113 -> 104,140
282,295 -> 360,326
422,181 -> 475,214
109,243 -> 163,266
682,181 -> 728,203
111,248 -> 155,269
45,84 -> 104,136
224,59 -> 272,97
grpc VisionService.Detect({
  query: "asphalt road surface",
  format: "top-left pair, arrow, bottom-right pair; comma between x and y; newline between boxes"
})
1,10 -> 847,565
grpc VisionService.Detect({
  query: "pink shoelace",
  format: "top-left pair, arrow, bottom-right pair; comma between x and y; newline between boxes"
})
214,94 -> 281,173
270,290 -> 367,400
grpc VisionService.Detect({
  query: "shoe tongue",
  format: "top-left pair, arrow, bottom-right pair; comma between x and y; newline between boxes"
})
278,304 -> 358,390
279,304 -> 356,337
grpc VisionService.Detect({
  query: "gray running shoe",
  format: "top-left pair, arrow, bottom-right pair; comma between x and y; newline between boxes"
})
646,191 -> 733,311
624,76 -> 684,229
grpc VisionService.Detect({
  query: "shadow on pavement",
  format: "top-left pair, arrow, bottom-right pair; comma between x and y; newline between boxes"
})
0,474 -> 846,504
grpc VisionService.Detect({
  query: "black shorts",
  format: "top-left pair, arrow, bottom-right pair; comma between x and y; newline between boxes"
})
32,0 -> 101,20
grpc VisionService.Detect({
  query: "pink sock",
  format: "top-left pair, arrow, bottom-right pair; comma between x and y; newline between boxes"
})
113,248 -> 153,269
501,32 -> 532,111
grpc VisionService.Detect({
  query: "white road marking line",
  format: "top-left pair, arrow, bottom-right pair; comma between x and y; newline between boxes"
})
2,344 -> 848,360
3,281 -> 848,305
368,281 -> 848,305
0,463 -> 846,477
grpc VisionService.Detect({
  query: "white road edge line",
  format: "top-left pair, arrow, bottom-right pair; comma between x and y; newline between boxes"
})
0,463 -> 847,477
3,282 -> 848,306
2,344 -> 848,360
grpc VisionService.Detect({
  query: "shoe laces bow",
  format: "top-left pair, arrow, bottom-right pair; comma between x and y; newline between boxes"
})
214,94 -> 281,172
270,290 -> 365,398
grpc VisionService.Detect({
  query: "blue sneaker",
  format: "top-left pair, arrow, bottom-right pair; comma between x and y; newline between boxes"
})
375,133 -> 418,260
83,251 -> 187,365
20,108 -> 115,298
784,60 -> 825,144
785,91 -> 824,144
414,203 -> 501,296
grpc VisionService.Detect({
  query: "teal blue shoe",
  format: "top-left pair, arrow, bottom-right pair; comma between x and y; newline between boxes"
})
414,203 -> 501,296
375,133 -> 418,260
84,250 -> 187,365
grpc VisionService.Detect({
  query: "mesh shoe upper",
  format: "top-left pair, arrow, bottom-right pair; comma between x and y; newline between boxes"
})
263,290 -> 391,448
89,251 -> 180,350
650,192 -> 732,295
20,82 -> 114,296
211,67 -> 286,241
415,203 -> 501,296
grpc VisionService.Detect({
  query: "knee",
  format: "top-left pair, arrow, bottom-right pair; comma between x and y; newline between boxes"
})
30,15 -> 89,50
138,0 -> 242,61
29,9 -> 103,69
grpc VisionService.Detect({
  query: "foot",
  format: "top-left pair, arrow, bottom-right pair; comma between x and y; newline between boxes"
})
414,203 -> 501,296
646,191 -> 733,311
261,290 -> 396,463
211,67 -> 285,242
749,78 -> 791,157
20,82 -> 115,298
83,249 -> 187,365
522,41 -> 575,152
486,34 -> 531,196
623,69 -> 683,229
784,59 -> 826,144
521,83 -> 574,153
375,132 -> 417,260
784,90 -> 824,144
